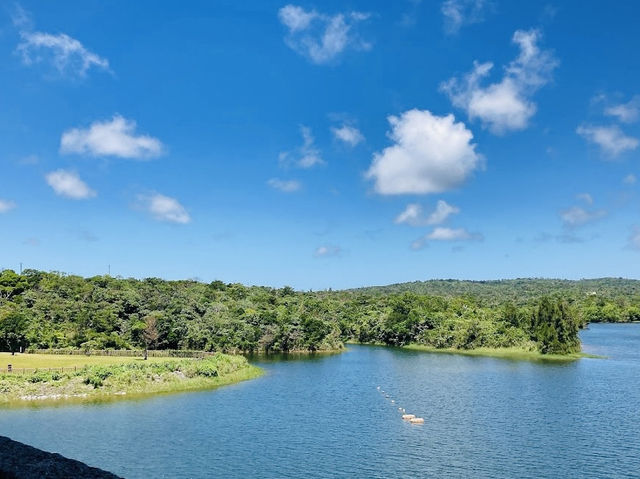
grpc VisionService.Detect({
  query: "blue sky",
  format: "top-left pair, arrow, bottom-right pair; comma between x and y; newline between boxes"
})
0,0 -> 639,290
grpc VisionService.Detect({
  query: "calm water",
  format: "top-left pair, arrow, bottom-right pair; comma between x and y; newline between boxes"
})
1,323 -> 639,478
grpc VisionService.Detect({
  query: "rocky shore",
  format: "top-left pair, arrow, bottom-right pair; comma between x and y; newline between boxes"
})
0,436 -> 121,479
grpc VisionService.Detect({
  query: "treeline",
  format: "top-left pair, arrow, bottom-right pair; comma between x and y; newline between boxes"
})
1,270 -> 638,356
354,278 -> 640,305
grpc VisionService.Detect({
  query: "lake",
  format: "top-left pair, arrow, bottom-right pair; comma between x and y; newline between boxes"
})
1,323 -> 639,478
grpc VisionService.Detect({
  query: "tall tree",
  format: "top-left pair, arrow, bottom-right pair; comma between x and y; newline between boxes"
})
142,315 -> 159,360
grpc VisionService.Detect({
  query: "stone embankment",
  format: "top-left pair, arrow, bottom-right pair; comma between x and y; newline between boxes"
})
0,436 -> 121,479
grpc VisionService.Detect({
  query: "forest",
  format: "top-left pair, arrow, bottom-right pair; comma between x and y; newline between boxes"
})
1,269 -> 639,356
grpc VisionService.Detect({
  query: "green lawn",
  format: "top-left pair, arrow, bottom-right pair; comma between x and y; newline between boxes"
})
0,352 -> 180,370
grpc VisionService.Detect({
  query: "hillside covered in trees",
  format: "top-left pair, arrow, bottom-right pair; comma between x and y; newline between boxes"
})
1,270 -> 638,356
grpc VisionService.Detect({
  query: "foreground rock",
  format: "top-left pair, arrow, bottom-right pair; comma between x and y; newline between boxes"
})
0,436 -> 121,479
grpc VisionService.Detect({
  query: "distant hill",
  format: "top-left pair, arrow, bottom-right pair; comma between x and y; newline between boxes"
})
350,278 -> 640,304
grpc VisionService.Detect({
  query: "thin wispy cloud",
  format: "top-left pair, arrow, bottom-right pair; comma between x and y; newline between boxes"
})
45,170 -> 96,199
411,226 -> 482,250
79,231 -> 99,242
559,206 -> 606,228
14,6 -> 110,78
279,126 -> 324,169
331,124 -> 364,147
313,244 -> 342,258
138,193 -> 191,224
278,5 -> 371,64
60,115 -> 163,159
628,226 -> 640,250
267,178 -> 302,192
366,109 -> 482,195
0,199 -> 17,213
441,0 -> 492,34
576,193 -> 593,205
623,173 -> 637,185
395,200 -> 460,226
576,124 -> 639,157
604,95 -> 640,123
441,29 -> 557,134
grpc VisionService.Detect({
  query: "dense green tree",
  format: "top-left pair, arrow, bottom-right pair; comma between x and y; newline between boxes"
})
0,269 -> 636,355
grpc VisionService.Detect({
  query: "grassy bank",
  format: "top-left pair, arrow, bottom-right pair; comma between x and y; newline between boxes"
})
0,353 -> 262,405
403,344 -> 602,361
0,352 -> 183,369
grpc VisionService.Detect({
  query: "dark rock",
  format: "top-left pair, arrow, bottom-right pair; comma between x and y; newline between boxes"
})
0,436 -> 122,479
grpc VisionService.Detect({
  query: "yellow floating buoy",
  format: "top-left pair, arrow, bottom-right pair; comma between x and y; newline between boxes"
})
410,417 -> 424,424
402,414 -> 415,420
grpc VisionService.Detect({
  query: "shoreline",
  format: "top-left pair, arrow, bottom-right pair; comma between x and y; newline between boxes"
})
0,435 -> 121,478
403,344 -> 604,361
0,356 -> 263,408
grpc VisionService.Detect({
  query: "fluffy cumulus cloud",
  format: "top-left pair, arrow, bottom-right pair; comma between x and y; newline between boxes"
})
45,170 -> 96,199
279,126 -> 324,168
331,124 -> 364,146
14,7 -> 109,78
395,200 -> 460,226
278,5 -> 371,64
411,226 -> 482,250
60,115 -> 163,159
267,178 -> 302,192
366,109 -> 482,195
441,0 -> 491,34
576,125 -> 639,157
604,96 -> 640,124
559,206 -> 606,228
441,29 -> 557,134
0,199 -> 17,213
138,193 -> 190,224
313,244 -> 342,258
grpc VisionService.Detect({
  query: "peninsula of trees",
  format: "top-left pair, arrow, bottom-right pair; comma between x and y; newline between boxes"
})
1,270 -> 639,357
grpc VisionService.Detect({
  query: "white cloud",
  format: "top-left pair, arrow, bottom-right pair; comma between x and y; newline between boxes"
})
279,126 -> 324,169
559,206 -> 606,228
138,193 -> 190,224
267,178 -> 302,192
15,7 -> 109,78
427,227 -> 477,241
366,109 -> 482,195
60,115 -> 163,159
314,244 -> 342,257
45,170 -> 96,199
628,227 -> 640,250
427,200 -> 460,225
576,193 -> 593,205
441,29 -> 557,134
623,173 -> 637,185
278,5 -> 371,64
0,199 -> 17,213
331,124 -> 364,146
279,5 -> 317,32
604,96 -> 640,124
395,200 -> 460,226
411,226 -> 482,250
576,125 -> 639,157
441,0 -> 491,34
395,203 -> 423,226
